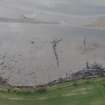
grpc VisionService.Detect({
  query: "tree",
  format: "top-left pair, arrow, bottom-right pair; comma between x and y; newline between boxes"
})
83,36 -> 87,53
51,38 -> 62,68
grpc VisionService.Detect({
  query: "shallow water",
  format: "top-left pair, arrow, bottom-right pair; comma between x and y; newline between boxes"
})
0,0 -> 105,85
0,23 -> 104,85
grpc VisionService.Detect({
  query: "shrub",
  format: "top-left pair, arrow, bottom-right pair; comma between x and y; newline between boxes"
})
84,80 -> 91,84
58,78 -> 65,83
72,81 -> 78,87
36,85 -> 47,93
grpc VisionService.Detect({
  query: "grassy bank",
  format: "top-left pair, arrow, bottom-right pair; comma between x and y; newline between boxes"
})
0,78 -> 105,105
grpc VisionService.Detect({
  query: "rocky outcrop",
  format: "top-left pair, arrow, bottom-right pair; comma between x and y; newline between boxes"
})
71,63 -> 105,80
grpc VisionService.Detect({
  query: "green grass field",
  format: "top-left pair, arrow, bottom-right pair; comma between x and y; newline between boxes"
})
0,78 -> 105,105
